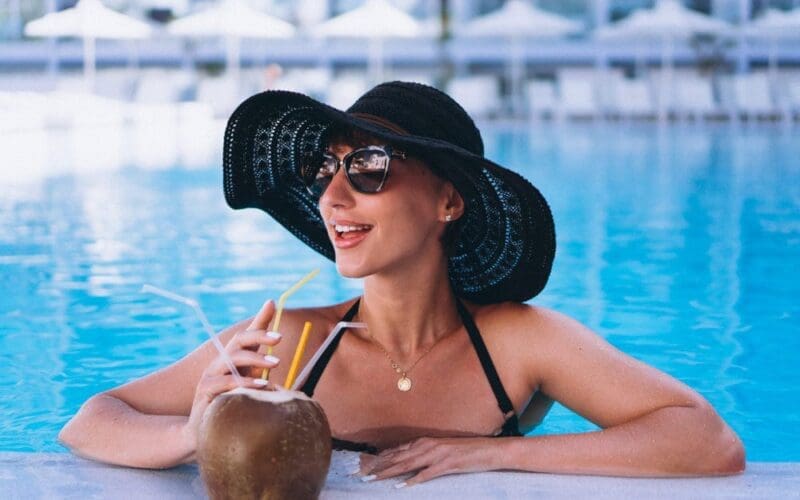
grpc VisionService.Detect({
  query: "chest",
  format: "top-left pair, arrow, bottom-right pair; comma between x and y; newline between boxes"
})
309,329 -> 529,449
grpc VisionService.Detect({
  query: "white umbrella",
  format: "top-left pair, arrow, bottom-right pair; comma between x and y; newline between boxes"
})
168,0 -> 295,86
595,0 -> 732,121
24,0 -> 152,91
744,8 -> 800,79
458,0 -> 581,38
457,0 -> 582,115
313,0 -> 423,84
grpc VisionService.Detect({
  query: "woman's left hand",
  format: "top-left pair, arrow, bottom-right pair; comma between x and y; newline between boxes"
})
357,436 -> 499,487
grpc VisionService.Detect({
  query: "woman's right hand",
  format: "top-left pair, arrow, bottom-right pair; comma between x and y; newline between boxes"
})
182,299 -> 281,449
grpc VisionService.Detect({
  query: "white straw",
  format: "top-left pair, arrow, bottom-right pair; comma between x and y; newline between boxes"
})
290,321 -> 366,391
141,284 -> 245,387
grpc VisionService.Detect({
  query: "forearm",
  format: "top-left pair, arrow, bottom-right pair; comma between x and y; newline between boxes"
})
496,404 -> 745,477
58,394 -> 195,469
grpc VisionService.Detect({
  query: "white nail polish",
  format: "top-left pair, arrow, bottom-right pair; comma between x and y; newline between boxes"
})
252,379 -> 268,386
264,355 -> 279,364
360,475 -> 376,482
266,331 -> 282,340
394,482 -> 406,489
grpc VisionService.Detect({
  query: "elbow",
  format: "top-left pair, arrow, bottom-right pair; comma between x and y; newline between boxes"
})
691,402 -> 746,476
57,421 -> 75,450
710,427 -> 746,475
58,393 -> 113,453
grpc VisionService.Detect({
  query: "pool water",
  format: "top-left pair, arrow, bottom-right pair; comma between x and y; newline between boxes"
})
1,123 -> 798,460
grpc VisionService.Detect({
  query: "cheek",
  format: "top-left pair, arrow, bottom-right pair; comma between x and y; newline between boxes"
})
378,194 -> 441,245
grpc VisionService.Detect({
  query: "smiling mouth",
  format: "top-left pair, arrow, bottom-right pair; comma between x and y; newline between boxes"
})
333,223 -> 373,239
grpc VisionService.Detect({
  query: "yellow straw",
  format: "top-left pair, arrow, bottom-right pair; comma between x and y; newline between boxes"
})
284,321 -> 312,389
261,268 -> 320,380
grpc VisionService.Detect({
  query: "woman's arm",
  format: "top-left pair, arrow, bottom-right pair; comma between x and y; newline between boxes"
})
506,306 -> 745,476
362,306 -> 744,484
58,301 -> 284,469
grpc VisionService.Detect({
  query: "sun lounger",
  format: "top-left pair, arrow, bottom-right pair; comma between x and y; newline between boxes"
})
271,67 -> 334,101
777,70 -> 800,121
673,73 -> 726,121
446,75 -> 502,120
94,68 -> 138,101
135,69 -> 196,103
556,69 -> 600,120
608,74 -> 656,120
730,72 -> 782,121
525,79 -> 558,120
195,75 -> 243,118
325,73 -> 369,110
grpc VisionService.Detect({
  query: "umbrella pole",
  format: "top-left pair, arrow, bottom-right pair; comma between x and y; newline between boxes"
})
768,35 -> 777,85
658,36 -> 673,124
368,37 -> 383,86
84,36 -> 96,93
510,36 -> 523,118
226,35 -> 241,95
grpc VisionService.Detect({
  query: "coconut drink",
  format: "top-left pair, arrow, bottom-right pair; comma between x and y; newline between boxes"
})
197,386 -> 332,500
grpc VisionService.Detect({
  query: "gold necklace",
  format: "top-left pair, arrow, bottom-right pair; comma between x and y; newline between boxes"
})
367,330 -> 448,392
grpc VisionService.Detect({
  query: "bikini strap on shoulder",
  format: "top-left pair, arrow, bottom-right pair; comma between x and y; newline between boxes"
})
299,298 -> 360,397
455,299 -> 516,417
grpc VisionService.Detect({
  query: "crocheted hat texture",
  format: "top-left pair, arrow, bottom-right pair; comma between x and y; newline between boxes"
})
223,81 -> 555,304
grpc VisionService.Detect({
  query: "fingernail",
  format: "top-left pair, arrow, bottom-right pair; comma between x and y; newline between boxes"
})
266,331 -> 281,340
252,378 -> 268,386
394,482 -> 406,489
348,467 -> 361,475
360,474 -> 376,482
264,355 -> 279,364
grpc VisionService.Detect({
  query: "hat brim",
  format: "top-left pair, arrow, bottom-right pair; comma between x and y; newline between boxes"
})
223,90 -> 555,303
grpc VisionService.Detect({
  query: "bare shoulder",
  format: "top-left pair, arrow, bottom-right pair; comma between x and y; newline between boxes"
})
247,298 -> 357,388
468,302 -> 705,426
468,300 -> 582,344
270,298 -> 359,343
466,302 -> 603,383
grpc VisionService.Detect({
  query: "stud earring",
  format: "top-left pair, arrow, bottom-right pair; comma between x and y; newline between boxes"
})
445,214 -> 453,222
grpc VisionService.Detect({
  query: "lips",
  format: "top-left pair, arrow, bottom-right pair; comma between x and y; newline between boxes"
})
329,219 -> 373,249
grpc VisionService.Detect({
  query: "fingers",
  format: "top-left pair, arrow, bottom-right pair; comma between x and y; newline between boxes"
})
248,299 -> 275,331
205,349 -> 280,377
370,446 -> 435,480
404,463 -> 450,486
227,329 -> 282,351
362,439 -> 435,480
195,374 -> 276,404
357,437 -> 477,486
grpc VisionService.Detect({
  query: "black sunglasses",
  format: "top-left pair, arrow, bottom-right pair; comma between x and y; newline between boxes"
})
299,145 -> 407,197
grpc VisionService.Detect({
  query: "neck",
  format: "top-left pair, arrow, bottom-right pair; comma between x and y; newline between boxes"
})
359,254 -> 461,358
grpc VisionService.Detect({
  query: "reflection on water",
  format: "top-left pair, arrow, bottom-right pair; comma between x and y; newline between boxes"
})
0,124 -> 798,460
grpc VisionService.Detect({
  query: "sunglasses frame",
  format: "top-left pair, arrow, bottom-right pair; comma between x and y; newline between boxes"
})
302,145 -> 407,196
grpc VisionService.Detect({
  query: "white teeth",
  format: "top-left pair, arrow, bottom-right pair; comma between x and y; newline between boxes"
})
334,224 -> 371,233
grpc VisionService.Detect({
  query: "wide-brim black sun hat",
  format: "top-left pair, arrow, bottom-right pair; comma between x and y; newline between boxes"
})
223,81 -> 555,304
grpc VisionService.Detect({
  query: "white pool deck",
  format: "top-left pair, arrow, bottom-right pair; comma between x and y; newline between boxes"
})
1,452 -> 798,499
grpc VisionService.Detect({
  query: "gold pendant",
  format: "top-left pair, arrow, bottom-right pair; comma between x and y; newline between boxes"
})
397,376 -> 412,392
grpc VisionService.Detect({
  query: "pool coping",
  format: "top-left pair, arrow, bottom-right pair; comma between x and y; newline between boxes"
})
1,452 -> 798,499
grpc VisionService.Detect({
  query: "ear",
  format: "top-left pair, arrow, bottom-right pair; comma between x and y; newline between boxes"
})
440,182 -> 465,221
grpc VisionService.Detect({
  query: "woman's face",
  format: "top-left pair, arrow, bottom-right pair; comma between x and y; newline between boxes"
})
318,140 -> 459,279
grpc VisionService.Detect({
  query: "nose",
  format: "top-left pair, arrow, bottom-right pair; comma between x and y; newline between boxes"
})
319,166 -> 354,209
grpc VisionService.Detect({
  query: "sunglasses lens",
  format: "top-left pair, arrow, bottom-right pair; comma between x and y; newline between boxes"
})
347,149 -> 390,193
301,152 -> 337,196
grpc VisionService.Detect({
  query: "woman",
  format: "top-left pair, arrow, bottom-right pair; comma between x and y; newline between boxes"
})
59,81 -> 745,486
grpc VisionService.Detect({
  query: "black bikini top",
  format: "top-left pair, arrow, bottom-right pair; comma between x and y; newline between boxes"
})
299,298 -> 522,454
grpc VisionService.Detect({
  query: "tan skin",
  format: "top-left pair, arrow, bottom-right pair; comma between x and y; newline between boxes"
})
58,139 -> 745,486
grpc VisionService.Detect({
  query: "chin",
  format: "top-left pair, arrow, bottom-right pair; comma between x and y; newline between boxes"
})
335,260 -> 370,279
334,252 -> 377,279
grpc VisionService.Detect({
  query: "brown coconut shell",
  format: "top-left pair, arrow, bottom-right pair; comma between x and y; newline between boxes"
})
197,387 -> 332,500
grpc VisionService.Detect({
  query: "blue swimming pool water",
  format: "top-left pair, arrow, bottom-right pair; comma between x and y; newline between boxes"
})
1,123 -> 798,460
